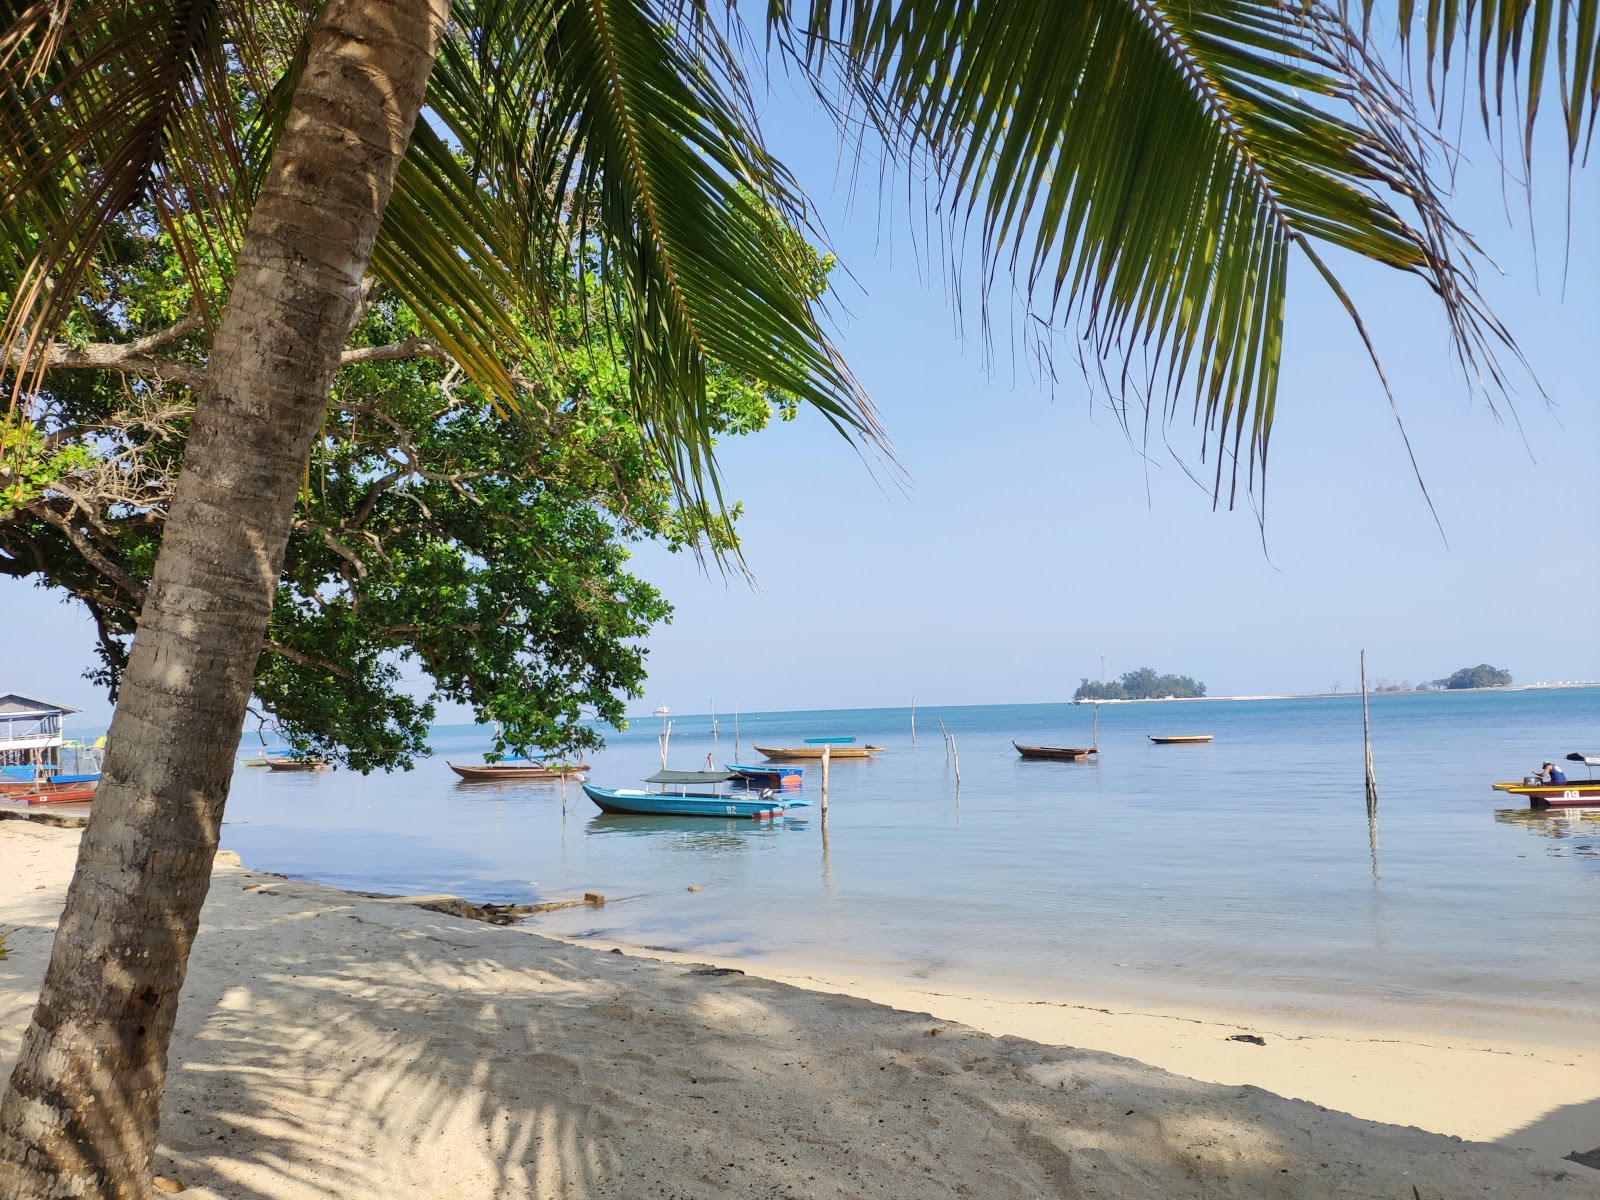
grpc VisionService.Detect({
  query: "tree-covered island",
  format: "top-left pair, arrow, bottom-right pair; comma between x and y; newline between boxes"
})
1074,668 -> 1207,702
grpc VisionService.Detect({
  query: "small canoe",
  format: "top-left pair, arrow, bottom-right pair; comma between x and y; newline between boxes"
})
1149,735 -> 1213,744
448,761 -> 588,781
266,758 -> 329,771
582,783 -> 809,820
726,763 -> 802,786
751,743 -> 885,761
1013,741 -> 1097,761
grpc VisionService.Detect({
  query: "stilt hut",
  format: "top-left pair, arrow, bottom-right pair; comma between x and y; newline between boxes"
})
0,693 -> 80,769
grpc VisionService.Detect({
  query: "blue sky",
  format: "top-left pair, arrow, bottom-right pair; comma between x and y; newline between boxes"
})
3,54 -> 1596,728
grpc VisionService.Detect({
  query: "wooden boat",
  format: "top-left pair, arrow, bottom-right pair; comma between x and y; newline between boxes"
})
1493,780 -> 1600,808
26,785 -> 96,805
751,743 -> 885,761
448,760 -> 588,781
0,772 -> 99,794
265,757 -> 329,771
1493,754 -> 1600,808
1148,734 -> 1213,744
726,763 -> 802,786
1013,741 -> 1097,761
583,770 -> 811,820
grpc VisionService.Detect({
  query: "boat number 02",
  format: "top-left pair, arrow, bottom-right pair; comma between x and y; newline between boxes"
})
726,805 -> 738,814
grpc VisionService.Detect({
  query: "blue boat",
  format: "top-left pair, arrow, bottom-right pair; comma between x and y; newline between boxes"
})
583,770 -> 811,820
726,763 -> 802,786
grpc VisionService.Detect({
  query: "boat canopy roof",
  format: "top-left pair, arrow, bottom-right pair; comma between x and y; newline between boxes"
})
645,769 -> 737,785
802,737 -> 855,744
1566,753 -> 1600,766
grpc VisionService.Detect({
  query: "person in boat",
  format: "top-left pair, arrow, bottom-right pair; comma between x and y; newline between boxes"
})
1536,761 -> 1568,784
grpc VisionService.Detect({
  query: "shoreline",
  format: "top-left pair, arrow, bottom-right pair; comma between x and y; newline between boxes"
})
6,816 -> 1599,1197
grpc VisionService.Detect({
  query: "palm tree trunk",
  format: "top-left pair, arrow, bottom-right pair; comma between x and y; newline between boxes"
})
0,1 -> 449,1195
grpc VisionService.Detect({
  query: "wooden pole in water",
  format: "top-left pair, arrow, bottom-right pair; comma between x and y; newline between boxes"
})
1361,650 -> 1378,810
950,734 -> 961,785
911,696 -> 917,746
821,743 -> 830,815
937,717 -> 951,762
733,704 -> 740,761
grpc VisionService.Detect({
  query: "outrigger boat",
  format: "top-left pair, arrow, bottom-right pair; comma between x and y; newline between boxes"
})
448,759 -> 588,781
583,770 -> 811,819
1012,741 -> 1097,761
752,737 -> 884,761
726,763 -> 802,786
1493,753 -> 1600,808
1149,734 -> 1213,744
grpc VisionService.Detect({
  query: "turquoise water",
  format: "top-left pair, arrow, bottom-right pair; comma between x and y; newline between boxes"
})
222,688 -> 1600,1040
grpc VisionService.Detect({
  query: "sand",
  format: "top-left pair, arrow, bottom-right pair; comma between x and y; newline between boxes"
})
3,819 -> 1597,1199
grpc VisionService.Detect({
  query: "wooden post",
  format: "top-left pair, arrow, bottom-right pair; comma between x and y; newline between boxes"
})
950,734 -> 961,785
820,744 -> 830,816
910,696 -> 917,745
1361,650 -> 1377,811
937,717 -> 951,762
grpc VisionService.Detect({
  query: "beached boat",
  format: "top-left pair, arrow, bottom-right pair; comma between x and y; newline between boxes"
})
1148,734 -> 1213,744
25,784 -> 96,805
448,760 -> 588,781
1012,741 -> 1097,761
583,770 -> 810,819
0,770 -> 99,793
751,742 -> 885,761
726,763 -> 802,786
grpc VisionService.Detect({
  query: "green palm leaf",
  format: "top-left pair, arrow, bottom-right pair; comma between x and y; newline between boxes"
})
772,0 -> 1542,501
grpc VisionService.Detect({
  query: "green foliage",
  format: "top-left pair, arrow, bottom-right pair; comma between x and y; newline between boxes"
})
1075,669 -> 1207,702
1436,665 -> 1512,690
0,424 -> 94,512
3,215 -> 829,768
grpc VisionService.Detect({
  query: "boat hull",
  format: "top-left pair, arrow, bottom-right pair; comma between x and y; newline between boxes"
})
23,785 -> 96,805
582,784 -> 798,819
449,761 -> 588,781
727,764 -> 802,785
1493,779 -> 1600,808
1148,735 -> 1213,744
1012,742 -> 1097,761
751,744 -> 884,761
266,759 -> 328,771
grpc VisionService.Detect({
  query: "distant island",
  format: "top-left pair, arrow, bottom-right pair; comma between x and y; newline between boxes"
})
1075,667 -> 1206,702
1433,663 -> 1513,690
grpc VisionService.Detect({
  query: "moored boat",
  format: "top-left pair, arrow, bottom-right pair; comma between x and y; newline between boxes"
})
1012,741 -> 1097,761
25,785 -> 96,805
1148,734 -> 1213,744
751,743 -> 885,761
583,770 -> 810,819
448,760 -> 588,781
265,757 -> 329,771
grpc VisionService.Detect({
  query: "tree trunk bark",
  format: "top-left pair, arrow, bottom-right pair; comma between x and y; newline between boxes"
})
0,1 -> 449,1195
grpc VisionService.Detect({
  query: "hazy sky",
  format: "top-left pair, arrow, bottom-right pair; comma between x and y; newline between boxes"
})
3,55 -> 1596,730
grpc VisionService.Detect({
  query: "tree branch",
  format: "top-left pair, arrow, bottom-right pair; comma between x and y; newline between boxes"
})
6,315 -> 208,386
262,641 -> 353,679
339,338 -> 451,367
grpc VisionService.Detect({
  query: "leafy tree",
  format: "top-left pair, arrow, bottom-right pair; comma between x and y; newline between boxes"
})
3,0 -> 1595,1196
3,218 -> 818,769
1437,664 -> 1513,690
1075,669 -> 1206,701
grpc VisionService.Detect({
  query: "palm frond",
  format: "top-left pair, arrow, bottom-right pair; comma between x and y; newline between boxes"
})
0,0 -> 316,399
774,0 -> 1524,504
1390,0 -> 1600,164
415,0 -> 882,518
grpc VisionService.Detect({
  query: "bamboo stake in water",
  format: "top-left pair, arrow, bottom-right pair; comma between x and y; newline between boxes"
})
950,734 -> 961,785
910,696 -> 917,745
937,717 -> 951,762
1361,650 -> 1378,810
821,743 -> 830,816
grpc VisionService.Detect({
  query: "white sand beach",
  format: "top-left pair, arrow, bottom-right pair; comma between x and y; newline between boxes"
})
3,819 -> 1596,1199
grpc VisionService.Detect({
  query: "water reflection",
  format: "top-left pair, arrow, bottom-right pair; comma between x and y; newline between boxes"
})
1495,807 -> 1600,863
583,813 -> 808,851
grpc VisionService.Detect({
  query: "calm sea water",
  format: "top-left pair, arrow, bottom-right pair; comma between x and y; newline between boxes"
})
221,688 -> 1600,1041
